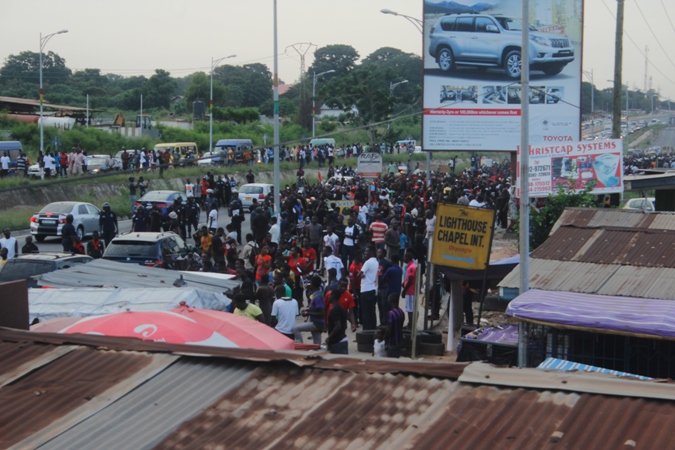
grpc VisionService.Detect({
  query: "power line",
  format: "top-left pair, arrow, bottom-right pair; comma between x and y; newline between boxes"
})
660,0 -> 675,38
632,0 -> 675,71
600,0 -> 675,88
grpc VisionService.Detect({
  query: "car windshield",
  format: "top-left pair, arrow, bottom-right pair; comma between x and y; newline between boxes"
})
239,186 -> 263,194
140,192 -> 173,201
495,17 -> 537,31
39,203 -> 74,214
105,241 -> 157,257
0,260 -> 53,282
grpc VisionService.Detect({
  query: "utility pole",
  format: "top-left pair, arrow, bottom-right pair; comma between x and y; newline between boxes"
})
612,0 -> 624,140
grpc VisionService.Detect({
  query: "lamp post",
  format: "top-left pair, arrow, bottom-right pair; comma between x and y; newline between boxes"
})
582,70 -> 594,134
380,9 -> 423,33
210,54 -> 236,152
390,79 -> 408,94
39,29 -> 68,155
312,70 -> 335,138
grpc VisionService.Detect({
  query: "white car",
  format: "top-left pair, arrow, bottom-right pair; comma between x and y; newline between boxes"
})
238,183 -> 274,211
27,163 -> 44,178
623,197 -> 655,212
197,151 -> 224,166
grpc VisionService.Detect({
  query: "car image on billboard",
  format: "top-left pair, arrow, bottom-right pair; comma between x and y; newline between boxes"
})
422,0 -> 582,152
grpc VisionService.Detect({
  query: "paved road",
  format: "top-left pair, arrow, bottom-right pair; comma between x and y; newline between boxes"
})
13,207 -> 254,253
655,127 -> 675,149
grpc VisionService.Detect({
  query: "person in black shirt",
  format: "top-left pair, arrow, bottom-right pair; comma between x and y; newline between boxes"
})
99,202 -> 119,245
246,169 -> 255,184
60,214 -> 76,252
131,206 -> 149,232
186,197 -> 200,237
21,236 -> 39,254
325,290 -> 349,354
128,176 -> 137,212
216,176 -> 226,209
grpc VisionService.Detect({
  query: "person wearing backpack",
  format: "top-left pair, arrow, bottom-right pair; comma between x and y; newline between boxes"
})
241,233 -> 259,276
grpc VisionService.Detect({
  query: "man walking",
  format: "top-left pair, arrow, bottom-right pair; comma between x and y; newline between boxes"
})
99,202 -> 118,246
358,245 -> 379,330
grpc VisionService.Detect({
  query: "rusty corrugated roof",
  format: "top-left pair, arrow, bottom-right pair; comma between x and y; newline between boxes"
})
2,329 -> 675,450
503,209 -> 675,296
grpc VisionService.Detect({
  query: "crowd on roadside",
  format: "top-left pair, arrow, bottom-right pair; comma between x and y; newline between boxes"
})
121,158 -> 512,355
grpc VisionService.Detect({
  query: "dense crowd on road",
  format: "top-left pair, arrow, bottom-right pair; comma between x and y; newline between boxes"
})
109,158 -> 512,354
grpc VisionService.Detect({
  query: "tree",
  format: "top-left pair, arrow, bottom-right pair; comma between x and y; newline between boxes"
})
322,66 -> 394,145
0,51 -> 71,87
143,69 -> 177,109
309,45 -> 360,76
213,63 -> 273,109
183,71 -> 233,113
527,182 -> 598,249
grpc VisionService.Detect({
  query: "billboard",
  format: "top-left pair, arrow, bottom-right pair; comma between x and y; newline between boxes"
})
430,204 -> 495,271
515,139 -> 624,197
357,153 -> 383,178
422,0 -> 583,151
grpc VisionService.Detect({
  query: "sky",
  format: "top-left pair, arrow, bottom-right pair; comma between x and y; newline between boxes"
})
1,0 -> 675,102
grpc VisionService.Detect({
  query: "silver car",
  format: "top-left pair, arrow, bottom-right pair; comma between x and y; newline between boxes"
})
30,201 -> 101,242
429,14 -> 575,79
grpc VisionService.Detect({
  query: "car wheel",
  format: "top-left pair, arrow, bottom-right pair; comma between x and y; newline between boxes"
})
35,235 -> 45,242
76,226 -> 84,240
543,65 -> 564,76
504,50 -> 522,79
437,47 -> 455,72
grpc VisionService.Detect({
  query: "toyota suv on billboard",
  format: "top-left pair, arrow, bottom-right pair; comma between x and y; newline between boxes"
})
428,13 -> 575,79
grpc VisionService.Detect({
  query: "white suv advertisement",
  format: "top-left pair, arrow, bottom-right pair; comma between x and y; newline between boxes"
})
423,0 -> 582,152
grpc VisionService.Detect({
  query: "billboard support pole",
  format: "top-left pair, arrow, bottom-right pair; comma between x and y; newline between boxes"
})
518,0 -> 531,369
475,219 -> 496,326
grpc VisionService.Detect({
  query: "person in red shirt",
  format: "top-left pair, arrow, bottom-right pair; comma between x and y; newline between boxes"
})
301,237 -> 317,273
348,252 -> 363,327
255,245 -> 272,284
199,177 -> 209,208
325,278 -> 357,332
287,246 -> 308,307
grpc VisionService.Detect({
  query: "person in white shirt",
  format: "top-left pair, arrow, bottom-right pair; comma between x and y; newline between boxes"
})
269,216 -> 280,245
0,228 -> 18,259
469,193 -> 487,208
323,246 -> 345,281
43,153 -> 56,178
323,225 -> 340,256
358,245 -> 379,330
272,284 -> 299,340
185,179 -> 195,198
0,152 -> 10,177
207,204 -> 218,233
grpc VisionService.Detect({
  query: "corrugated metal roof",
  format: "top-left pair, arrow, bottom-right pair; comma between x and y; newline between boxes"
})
39,358 -> 254,450
3,330 -> 675,450
530,227 -> 599,261
0,347 -> 173,449
38,259 -> 239,293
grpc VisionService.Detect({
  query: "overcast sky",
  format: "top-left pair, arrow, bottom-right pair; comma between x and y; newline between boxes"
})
1,0 -> 674,103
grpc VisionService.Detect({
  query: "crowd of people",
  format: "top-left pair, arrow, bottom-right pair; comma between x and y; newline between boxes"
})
144,157 -> 514,355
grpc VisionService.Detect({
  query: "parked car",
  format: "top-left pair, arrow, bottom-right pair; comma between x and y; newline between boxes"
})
88,154 -> 120,173
30,201 -> 101,242
197,151 -> 225,166
428,13 -> 575,79
102,232 -> 189,269
623,197 -> 656,212
27,163 -> 43,178
0,253 -> 93,288
135,190 -> 188,216
238,183 -> 274,211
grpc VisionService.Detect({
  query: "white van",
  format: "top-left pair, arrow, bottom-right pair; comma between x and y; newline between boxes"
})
309,138 -> 336,147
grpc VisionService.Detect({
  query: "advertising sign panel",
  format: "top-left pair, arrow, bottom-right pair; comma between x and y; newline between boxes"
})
431,204 -> 495,271
515,139 -> 624,197
357,153 -> 383,178
422,0 -> 582,151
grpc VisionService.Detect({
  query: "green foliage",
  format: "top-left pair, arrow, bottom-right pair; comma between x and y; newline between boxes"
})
144,69 -> 177,109
527,181 -> 598,249
318,118 -> 338,134
212,107 -> 260,123
213,63 -> 272,109
309,45 -> 360,75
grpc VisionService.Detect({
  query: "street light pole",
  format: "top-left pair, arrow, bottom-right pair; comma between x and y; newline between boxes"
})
273,0 -> 280,217
312,70 -> 335,138
389,80 -> 408,93
39,29 -> 68,155
380,9 -> 423,33
209,54 -> 236,152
